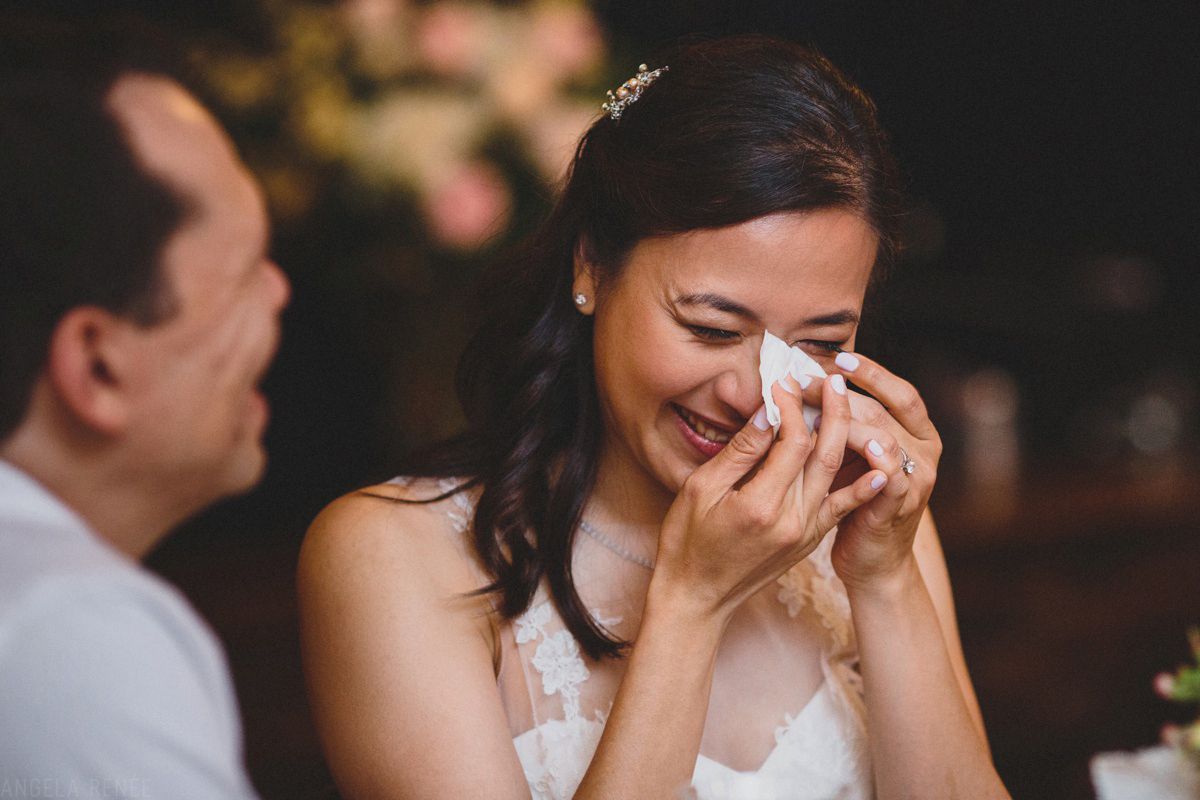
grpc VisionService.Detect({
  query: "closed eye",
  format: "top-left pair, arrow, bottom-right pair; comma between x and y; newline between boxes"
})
688,325 -> 740,342
798,340 -> 845,354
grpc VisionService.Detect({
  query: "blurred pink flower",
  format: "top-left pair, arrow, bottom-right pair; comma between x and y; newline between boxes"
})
415,4 -> 480,77
424,161 -> 512,250
1161,723 -> 1183,746
344,0 -> 403,36
344,0 -> 413,78
1155,672 -> 1177,700
530,6 -> 603,80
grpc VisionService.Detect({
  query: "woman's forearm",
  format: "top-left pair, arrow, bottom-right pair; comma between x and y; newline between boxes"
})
847,556 -> 1010,800
572,584 -> 727,800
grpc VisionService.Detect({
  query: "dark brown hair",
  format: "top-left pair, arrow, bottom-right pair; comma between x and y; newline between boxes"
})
0,17 -> 191,441
404,35 -> 903,660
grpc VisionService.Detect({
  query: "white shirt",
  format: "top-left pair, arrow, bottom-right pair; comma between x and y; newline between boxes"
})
0,460 -> 259,799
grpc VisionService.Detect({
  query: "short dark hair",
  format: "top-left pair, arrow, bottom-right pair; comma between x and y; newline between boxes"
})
403,36 -> 905,661
0,16 -> 193,441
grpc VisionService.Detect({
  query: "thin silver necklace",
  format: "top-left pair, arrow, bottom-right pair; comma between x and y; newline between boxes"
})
579,520 -> 656,570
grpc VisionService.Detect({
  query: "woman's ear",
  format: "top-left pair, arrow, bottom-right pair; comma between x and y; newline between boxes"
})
572,240 -> 598,314
44,307 -> 133,436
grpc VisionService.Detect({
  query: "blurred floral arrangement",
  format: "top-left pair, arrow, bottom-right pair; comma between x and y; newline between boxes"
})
1155,628 -> 1200,761
185,0 -> 614,449
193,0 -> 606,251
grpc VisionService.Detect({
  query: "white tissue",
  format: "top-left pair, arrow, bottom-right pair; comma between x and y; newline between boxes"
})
759,331 -> 827,433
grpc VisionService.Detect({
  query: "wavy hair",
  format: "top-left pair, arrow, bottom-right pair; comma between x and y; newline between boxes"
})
402,35 -> 904,660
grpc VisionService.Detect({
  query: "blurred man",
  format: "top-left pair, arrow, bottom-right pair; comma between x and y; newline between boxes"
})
0,20 -> 288,797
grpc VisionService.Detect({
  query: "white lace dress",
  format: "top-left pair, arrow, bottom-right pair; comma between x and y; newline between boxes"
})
400,478 -> 874,800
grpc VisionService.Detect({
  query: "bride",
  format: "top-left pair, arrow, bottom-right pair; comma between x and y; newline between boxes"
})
297,35 -> 1011,799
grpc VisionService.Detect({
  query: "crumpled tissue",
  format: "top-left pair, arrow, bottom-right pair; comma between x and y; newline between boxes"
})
759,331 -> 826,434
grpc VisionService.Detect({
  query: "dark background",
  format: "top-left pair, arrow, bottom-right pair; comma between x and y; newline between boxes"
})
9,1 -> 1200,797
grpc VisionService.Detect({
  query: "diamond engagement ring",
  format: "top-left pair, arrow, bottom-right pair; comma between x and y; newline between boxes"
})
899,448 -> 916,475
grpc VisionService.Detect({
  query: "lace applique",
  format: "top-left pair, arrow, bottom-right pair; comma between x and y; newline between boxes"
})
774,536 -> 868,714
435,478 -> 473,535
514,600 -> 607,799
775,535 -> 853,652
695,684 -> 871,800
776,567 -> 810,618
590,609 -> 623,633
769,708 -> 870,800
774,711 -> 800,746
516,601 -> 590,722
532,631 -> 590,716
405,476 -> 873,799
516,602 -> 552,644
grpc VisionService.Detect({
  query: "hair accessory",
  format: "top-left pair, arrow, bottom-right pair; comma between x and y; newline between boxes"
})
574,293 -> 587,306
602,63 -> 668,121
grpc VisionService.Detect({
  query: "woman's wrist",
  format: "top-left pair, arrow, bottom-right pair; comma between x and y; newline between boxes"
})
840,552 -> 925,608
642,576 -> 731,647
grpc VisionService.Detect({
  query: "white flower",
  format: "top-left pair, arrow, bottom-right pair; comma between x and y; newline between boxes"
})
589,610 -> 622,630
776,567 -> 810,618
532,631 -> 590,697
515,601 -> 551,644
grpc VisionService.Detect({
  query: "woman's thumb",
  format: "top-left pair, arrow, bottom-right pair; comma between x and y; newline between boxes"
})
694,405 -> 774,489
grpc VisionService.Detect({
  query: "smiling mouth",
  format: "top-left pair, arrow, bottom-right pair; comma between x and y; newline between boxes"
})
674,404 -> 734,444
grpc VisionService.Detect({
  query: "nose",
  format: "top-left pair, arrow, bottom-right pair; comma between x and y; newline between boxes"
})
266,259 -> 291,311
712,348 -> 764,424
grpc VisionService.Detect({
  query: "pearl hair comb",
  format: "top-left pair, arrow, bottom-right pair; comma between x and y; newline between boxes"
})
602,63 -> 668,121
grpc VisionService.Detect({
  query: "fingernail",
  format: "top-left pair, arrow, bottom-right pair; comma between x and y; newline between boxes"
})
835,352 -> 860,372
868,439 -> 884,456
871,474 -> 887,490
812,414 -> 822,431
752,406 -> 769,431
830,374 -> 846,395
776,377 -> 796,395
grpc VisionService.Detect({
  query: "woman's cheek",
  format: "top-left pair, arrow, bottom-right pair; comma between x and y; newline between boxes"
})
629,334 -> 705,401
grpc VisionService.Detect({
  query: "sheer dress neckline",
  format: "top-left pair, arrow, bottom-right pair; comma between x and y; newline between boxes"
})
391,476 -> 875,800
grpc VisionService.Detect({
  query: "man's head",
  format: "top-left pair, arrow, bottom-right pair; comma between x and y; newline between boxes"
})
0,20 -> 289,549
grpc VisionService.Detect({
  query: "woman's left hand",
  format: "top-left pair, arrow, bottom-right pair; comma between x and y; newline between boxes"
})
805,351 -> 942,591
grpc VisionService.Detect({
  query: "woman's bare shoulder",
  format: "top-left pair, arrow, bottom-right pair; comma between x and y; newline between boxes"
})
298,477 -> 485,604
297,480 -> 528,797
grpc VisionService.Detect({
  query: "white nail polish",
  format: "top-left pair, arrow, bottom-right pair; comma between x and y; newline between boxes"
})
871,474 -> 887,490
868,439 -> 884,456
830,374 -> 846,395
835,351 -> 860,372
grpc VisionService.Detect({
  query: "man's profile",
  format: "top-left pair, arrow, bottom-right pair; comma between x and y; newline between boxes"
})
0,19 -> 288,796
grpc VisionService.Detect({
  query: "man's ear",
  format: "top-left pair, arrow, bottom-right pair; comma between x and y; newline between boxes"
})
572,240 -> 598,315
44,307 -> 135,436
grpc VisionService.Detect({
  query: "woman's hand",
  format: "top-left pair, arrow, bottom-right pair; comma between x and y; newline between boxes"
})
651,371 -> 889,623
813,351 -> 943,591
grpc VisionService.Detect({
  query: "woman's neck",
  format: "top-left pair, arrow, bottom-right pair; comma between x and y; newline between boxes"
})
586,438 -> 676,552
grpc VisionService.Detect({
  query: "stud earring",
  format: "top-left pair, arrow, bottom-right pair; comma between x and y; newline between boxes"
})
574,293 -> 587,306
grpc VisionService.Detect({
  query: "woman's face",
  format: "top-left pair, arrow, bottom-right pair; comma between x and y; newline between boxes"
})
583,209 -> 877,501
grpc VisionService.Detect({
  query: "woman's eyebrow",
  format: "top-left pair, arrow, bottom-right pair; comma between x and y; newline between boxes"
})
804,310 -> 860,327
676,292 -> 758,320
677,293 -> 859,328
